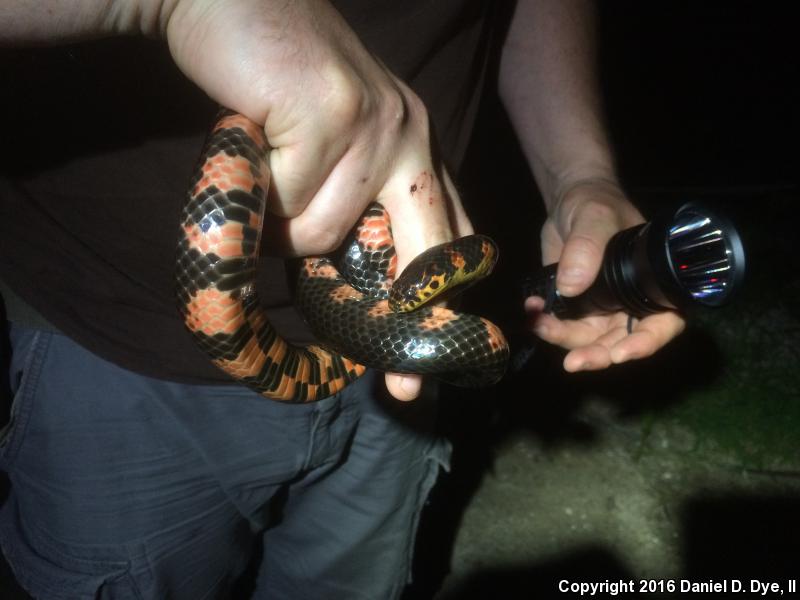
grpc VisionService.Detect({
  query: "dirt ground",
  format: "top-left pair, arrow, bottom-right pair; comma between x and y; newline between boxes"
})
432,405 -> 799,599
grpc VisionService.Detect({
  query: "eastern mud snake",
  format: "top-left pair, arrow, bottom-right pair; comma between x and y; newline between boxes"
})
176,111 -> 509,402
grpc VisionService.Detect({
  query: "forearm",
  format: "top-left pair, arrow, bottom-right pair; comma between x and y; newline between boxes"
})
498,0 -> 617,211
0,0 -> 178,43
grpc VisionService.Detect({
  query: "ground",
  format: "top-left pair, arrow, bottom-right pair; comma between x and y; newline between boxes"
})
406,193 -> 800,599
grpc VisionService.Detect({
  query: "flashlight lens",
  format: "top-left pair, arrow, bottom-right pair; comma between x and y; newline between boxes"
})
667,209 -> 739,306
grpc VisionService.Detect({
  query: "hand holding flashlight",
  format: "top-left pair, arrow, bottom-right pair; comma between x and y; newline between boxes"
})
525,203 -> 745,318
521,184 -> 742,371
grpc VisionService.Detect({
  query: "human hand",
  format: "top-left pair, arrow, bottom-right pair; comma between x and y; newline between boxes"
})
526,179 -> 686,371
164,0 -> 471,399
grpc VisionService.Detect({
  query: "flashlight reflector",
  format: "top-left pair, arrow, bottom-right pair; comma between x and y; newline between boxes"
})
666,206 -> 743,307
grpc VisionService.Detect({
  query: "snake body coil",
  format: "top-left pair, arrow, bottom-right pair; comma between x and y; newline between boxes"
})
176,111 -> 508,402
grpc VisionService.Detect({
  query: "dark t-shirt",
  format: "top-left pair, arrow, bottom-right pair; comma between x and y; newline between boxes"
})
0,0 -> 499,384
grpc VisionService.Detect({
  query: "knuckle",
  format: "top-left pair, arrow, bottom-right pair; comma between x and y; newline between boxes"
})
403,89 -> 429,132
325,77 -> 366,127
377,87 -> 409,133
304,222 -> 346,254
378,85 -> 428,137
316,64 -> 430,144
316,61 -> 372,128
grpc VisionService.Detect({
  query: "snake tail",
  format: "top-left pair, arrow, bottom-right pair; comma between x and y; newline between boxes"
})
176,111 -> 365,402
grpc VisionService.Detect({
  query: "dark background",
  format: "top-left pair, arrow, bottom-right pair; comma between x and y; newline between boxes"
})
463,0 -> 797,239
598,1 -> 795,191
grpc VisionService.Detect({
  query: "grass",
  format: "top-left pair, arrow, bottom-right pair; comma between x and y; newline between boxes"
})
670,311 -> 800,469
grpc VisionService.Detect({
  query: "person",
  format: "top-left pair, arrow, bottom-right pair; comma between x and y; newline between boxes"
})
0,0 -> 685,598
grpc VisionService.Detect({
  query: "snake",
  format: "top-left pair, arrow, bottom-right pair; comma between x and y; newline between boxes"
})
176,110 -> 509,402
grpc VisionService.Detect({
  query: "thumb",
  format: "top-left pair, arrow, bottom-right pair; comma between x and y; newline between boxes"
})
384,374 -> 423,402
553,181 -> 644,297
555,219 -> 613,297
378,167 -> 453,402
556,196 -> 641,297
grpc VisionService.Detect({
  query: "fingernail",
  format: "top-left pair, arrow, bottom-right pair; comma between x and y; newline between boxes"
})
565,360 -> 590,372
534,324 -> 549,338
399,376 -> 419,396
559,267 -> 585,285
524,296 -> 545,311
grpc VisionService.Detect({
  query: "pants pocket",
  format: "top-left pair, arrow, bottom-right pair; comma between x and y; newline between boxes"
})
1,495 -> 139,599
0,326 -> 49,470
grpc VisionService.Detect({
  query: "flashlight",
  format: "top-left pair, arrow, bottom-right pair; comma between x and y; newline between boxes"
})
523,203 -> 746,319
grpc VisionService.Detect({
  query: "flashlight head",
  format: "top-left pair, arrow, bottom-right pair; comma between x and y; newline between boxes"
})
650,203 -> 745,311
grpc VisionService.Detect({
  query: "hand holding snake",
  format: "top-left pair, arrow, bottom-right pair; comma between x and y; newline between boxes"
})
166,0 -> 501,400
167,0 -> 682,395
176,111 -> 508,402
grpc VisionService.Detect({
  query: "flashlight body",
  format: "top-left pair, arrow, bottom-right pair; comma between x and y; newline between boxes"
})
523,202 -> 744,320
526,223 -> 679,320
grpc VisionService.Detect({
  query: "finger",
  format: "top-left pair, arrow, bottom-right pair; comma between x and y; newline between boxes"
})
561,317 -> 632,370
609,311 -> 686,363
380,164 -> 462,397
275,144 -> 387,255
528,311 -> 609,350
524,295 -> 546,313
563,344 -> 614,372
591,321 -> 632,350
380,165 -> 461,398
385,373 -> 422,401
442,168 -> 474,238
379,165 -> 454,275
268,109 -> 353,218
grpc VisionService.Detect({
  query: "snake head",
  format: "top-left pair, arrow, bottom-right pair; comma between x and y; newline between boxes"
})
388,235 -> 498,312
